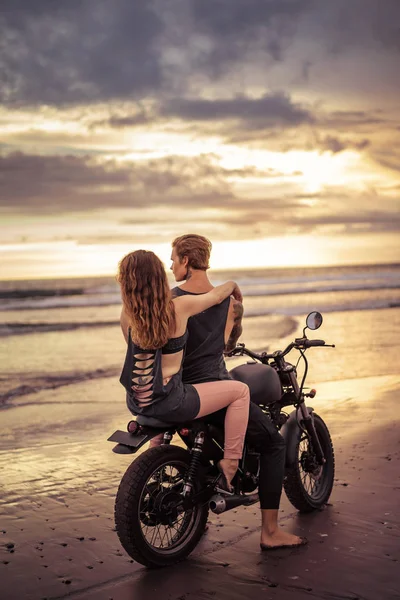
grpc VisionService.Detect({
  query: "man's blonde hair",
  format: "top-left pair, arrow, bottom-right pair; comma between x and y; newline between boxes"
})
172,234 -> 212,271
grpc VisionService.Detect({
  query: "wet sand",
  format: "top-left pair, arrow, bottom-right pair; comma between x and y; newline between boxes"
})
1,374 -> 400,600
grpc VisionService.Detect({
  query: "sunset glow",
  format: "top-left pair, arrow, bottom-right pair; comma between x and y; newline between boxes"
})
2,232 -> 398,281
0,2 -> 399,280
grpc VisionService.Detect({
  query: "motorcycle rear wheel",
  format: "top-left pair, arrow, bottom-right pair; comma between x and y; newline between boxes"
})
115,445 -> 209,568
284,413 -> 335,512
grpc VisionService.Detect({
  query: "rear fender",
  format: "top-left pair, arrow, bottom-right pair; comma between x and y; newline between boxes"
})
107,429 -> 166,455
280,407 -> 314,468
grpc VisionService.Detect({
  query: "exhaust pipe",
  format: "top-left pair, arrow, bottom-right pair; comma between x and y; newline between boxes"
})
209,493 -> 259,514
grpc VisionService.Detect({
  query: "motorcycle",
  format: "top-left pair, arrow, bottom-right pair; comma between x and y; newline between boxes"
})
108,311 -> 335,568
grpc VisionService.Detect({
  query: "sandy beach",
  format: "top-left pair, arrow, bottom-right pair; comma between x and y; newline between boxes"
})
1,374 -> 399,600
1,300 -> 400,600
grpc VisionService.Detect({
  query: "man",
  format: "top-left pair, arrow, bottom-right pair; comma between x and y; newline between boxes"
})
171,234 -> 243,383
170,234 -> 306,550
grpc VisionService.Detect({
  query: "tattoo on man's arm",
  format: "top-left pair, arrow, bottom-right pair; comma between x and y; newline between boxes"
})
224,301 -> 243,352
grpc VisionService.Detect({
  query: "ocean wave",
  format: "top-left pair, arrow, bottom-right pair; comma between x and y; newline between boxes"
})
213,269 -> 400,289
1,297 -> 398,338
245,298 -> 400,317
0,320 -> 118,337
1,280 -> 399,311
0,367 -> 119,408
239,281 -> 400,297
0,287 -> 85,300
0,293 -> 120,312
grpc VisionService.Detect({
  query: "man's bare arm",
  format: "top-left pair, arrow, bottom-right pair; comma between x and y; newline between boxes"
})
224,299 -> 243,353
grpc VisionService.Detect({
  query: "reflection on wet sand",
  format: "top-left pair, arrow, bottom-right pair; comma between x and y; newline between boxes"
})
1,374 -> 399,599
1,308 -> 400,599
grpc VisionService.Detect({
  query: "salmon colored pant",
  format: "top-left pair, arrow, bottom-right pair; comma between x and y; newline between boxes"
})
150,380 -> 250,459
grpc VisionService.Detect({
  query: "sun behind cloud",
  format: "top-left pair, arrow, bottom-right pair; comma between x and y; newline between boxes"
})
0,1 -> 399,279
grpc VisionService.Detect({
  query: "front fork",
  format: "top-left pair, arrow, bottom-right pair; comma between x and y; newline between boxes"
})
287,370 -> 326,465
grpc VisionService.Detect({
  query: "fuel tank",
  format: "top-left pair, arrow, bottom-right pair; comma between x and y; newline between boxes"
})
229,362 -> 282,405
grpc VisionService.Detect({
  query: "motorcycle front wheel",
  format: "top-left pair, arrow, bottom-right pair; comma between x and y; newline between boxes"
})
114,445 -> 209,568
284,413 -> 335,512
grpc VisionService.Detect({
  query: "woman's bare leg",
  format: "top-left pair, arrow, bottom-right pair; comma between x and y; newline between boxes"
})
193,380 -> 250,486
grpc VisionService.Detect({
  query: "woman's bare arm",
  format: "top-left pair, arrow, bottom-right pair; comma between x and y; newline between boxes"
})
120,308 -> 130,343
175,280 -> 242,319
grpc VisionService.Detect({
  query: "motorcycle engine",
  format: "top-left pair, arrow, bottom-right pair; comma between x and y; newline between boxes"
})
271,361 -> 297,387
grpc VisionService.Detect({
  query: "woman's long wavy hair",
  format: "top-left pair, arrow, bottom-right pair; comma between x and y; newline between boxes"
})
117,250 -> 176,349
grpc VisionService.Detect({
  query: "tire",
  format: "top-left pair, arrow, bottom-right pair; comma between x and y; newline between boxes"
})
115,445 -> 209,568
284,413 -> 335,512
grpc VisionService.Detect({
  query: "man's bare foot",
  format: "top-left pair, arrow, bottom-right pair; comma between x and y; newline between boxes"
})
260,526 -> 307,549
218,458 -> 238,491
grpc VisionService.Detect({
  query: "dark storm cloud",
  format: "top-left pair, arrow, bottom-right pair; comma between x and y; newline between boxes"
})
186,0 -> 312,70
1,0 -> 400,108
161,93 -> 314,128
92,93 -> 313,137
0,0 -> 164,105
95,112 -> 152,129
0,152 -> 131,209
308,0 -> 400,55
0,151 -> 282,212
0,0 -> 313,107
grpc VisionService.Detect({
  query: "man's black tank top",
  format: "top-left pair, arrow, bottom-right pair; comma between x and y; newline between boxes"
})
172,287 -> 231,384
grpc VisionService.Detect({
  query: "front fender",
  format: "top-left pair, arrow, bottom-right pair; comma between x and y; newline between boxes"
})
280,407 -> 314,468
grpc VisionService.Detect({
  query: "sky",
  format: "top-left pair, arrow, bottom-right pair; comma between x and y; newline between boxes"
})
1,0 -> 399,279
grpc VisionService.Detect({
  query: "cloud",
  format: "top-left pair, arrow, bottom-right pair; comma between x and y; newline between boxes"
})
322,110 -> 386,129
219,189 -> 400,236
0,0 -> 309,106
180,0 -> 313,72
1,0 -> 371,108
1,151 -> 283,212
161,93 -> 314,129
370,148 -> 400,174
90,107 -> 154,129
317,136 -> 370,154
305,0 -> 400,56
0,1 -> 164,106
2,151 -> 398,246
1,150 -> 309,212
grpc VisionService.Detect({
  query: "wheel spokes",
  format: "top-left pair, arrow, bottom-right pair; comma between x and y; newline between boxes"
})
298,437 -> 324,499
139,461 -> 195,551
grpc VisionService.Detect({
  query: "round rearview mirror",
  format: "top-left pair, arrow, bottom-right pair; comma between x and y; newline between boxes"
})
306,311 -> 323,330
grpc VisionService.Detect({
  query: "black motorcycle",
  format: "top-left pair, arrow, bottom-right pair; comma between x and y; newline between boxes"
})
108,311 -> 335,568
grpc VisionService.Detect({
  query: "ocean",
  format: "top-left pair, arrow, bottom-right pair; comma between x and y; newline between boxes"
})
0,261 -> 399,516
1,263 -> 399,418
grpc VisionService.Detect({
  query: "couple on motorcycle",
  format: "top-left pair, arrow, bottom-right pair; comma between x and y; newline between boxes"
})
118,234 -> 307,551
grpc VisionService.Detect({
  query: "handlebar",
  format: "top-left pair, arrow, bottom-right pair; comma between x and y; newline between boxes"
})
227,342 -> 294,361
304,339 -> 325,347
227,338 -> 334,361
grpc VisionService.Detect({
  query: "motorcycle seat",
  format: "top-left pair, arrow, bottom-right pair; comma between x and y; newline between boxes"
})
136,414 -> 175,428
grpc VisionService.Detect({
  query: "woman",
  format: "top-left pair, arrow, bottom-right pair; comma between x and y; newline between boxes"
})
117,249 -> 250,489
